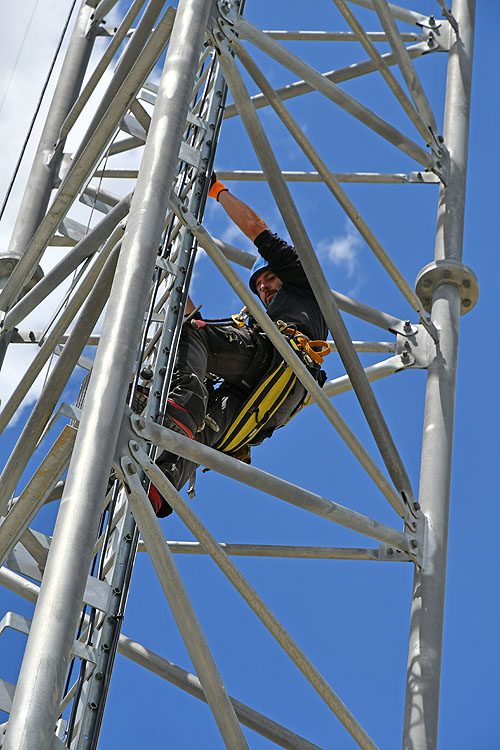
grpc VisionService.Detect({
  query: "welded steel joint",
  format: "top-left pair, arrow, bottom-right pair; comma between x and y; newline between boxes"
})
415,259 -> 478,315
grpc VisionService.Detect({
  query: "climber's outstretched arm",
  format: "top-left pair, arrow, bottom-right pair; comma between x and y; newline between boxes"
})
209,176 -> 268,241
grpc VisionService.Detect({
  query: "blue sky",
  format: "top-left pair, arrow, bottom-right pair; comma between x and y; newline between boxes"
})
0,1 -> 497,748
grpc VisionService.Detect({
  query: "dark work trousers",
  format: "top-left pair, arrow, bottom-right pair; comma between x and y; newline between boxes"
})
157,321 -> 307,490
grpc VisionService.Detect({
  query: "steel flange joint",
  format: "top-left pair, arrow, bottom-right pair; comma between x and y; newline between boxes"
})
415,259 -> 478,315
0,255 -> 44,295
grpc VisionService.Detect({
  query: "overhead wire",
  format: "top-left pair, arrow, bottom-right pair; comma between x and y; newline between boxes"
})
0,0 -> 42,115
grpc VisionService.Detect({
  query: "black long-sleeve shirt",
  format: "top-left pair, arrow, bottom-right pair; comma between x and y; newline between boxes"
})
254,230 -> 328,342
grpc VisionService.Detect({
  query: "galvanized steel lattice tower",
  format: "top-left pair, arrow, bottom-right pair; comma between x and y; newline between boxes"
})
0,0 -> 476,748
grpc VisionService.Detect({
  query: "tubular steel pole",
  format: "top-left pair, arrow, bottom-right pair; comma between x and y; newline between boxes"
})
3,0 -> 96,269
2,2 -> 213,748
0,1 -> 97,368
403,2 -> 476,748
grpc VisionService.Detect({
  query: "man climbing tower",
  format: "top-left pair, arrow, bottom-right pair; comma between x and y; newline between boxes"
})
148,175 -> 328,517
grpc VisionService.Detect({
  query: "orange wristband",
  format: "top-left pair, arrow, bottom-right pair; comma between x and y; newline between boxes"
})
208,179 -> 228,201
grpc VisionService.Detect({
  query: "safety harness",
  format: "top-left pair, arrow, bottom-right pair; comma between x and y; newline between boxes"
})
130,314 -> 329,470
210,315 -> 330,459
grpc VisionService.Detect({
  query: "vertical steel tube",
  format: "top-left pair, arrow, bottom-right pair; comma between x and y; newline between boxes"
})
403,2 -> 476,748
0,1 -> 97,371
4,1 -> 96,264
2,2 -> 212,748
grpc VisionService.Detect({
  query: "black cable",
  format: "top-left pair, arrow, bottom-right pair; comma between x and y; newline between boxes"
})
0,0 -> 41,115
0,0 -> 79,223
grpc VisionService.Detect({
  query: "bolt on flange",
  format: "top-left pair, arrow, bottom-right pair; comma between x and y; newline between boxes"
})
415,259 -> 478,314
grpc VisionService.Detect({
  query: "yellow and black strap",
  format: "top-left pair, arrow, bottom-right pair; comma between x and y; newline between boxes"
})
215,320 -> 329,458
216,361 -> 297,455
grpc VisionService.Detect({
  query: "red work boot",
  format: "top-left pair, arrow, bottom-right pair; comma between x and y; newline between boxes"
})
148,481 -> 173,518
164,399 -> 198,439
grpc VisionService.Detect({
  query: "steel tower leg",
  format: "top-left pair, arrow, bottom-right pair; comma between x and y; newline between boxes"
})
0,1 -> 97,373
2,1 -> 213,748
0,1 -> 97,319
403,2 -> 476,748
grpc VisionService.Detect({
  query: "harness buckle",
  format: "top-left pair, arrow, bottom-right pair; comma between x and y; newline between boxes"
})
231,306 -> 248,328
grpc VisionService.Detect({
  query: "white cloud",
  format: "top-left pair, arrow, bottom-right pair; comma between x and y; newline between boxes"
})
220,220 -> 242,245
318,220 -> 363,278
